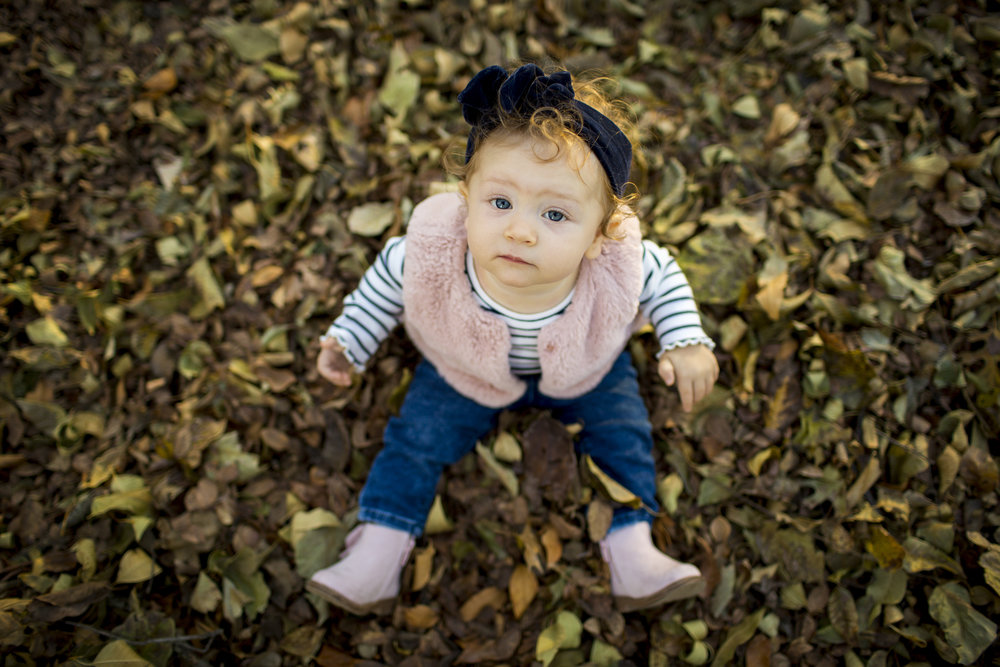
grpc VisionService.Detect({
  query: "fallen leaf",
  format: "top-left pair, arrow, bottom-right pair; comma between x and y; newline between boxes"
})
509,564 -> 538,620
459,586 -> 505,622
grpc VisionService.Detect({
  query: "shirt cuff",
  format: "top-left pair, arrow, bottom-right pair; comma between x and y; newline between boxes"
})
657,335 -> 717,357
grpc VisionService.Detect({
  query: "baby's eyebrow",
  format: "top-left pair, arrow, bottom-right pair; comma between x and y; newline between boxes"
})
479,177 -> 580,206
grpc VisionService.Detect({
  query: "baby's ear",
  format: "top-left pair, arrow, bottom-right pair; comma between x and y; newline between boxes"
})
604,209 -> 627,240
457,181 -> 469,200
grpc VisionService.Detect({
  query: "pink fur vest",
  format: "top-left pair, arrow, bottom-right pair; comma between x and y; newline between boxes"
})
402,191 -> 644,408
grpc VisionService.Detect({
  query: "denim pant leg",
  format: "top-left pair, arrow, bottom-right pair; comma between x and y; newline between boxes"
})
546,349 -> 659,532
358,359 -> 503,536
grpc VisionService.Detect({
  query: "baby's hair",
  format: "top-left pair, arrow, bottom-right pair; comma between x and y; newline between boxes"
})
446,65 -> 638,238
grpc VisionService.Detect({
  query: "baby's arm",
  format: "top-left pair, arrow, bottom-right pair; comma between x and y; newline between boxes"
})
638,241 -> 718,412
318,237 -> 406,385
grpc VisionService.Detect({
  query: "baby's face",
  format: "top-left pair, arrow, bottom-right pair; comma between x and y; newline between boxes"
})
462,133 -> 608,314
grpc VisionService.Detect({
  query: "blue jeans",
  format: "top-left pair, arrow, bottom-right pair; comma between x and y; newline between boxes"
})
358,350 -> 659,536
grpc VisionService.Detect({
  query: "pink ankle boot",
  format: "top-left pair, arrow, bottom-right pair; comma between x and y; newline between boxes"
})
600,521 -> 704,612
306,523 -> 415,615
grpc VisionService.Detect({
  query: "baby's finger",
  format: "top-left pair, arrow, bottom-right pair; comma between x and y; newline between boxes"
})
659,356 -> 676,386
678,378 -> 695,413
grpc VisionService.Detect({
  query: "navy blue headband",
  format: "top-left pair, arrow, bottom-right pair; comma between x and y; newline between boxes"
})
458,64 -> 632,196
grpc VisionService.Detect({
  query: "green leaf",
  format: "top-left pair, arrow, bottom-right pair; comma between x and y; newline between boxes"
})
928,582 -> 997,665
378,41 -> 420,118
221,548 -> 270,620
209,432 -> 261,482
218,23 -> 280,62
89,475 -> 153,517
283,508 -> 343,577
536,611 -> 582,667
589,639 -> 623,666
827,586 -> 859,642
347,201 -> 396,237
697,474 -> 733,506
186,256 -> 226,317
676,228 -> 754,305
657,473 -> 684,514
711,607 -> 765,667
25,316 -> 70,347
903,536 -> 962,575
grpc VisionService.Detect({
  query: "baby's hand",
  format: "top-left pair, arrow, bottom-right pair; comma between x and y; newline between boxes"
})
317,338 -> 355,386
658,344 -> 719,413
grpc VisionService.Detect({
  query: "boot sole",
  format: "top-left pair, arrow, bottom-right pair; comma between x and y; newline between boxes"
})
305,579 -> 396,616
614,574 -> 705,613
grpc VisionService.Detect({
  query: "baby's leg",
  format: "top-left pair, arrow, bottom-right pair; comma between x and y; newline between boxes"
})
553,349 -> 659,529
309,359 -> 500,614
358,359 -> 501,534
551,349 -> 703,611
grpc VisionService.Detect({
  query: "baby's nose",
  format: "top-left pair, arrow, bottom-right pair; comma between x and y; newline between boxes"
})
504,214 -> 536,244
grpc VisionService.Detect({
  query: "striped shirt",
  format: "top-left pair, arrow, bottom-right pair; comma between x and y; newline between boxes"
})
322,237 -> 714,374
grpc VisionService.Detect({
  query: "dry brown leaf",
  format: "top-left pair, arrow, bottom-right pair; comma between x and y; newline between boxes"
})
508,564 -> 538,620
540,524 -> 562,568
458,586 -> 506,622
411,544 -> 435,592
142,67 -> 177,97
403,604 -> 440,630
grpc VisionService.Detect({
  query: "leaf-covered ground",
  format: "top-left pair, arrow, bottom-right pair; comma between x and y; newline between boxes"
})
2,0 -> 999,665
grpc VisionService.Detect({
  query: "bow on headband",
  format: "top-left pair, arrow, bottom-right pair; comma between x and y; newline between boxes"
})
458,64 -> 632,196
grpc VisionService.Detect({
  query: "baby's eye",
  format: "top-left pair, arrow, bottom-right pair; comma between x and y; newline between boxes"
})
543,210 -> 566,222
491,197 -> 512,210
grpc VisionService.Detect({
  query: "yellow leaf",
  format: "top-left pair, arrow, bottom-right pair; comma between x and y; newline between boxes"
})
492,431 -> 522,463
126,516 -> 155,542
865,525 -> 904,569
845,456 -> 881,510
92,640 -> 153,666
540,525 -> 562,568
475,442 -> 519,497
347,201 -> 396,237
89,478 -> 153,518
251,264 -> 284,287
755,254 -> 789,321
286,508 -> 340,549
747,447 -> 779,477
280,25 -> 308,63
117,549 -> 161,584
509,564 -> 538,620
583,455 -> 642,508
411,544 -> 435,592
765,102 -> 801,144
937,445 -> 961,495
656,473 -> 684,515
142,67 -> 177,96
231,199 -> 258,226
518,525 -> 546,572
73,539 -> 97,581
459,586 -> 506,622
190,572 -> 222,613
424,495 -> 454,535
586,499 -> 613,542
25,316 -> 70,347
403,604 -> 439,630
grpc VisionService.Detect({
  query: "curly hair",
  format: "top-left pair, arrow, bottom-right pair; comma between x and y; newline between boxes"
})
446,68 -> 637,238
